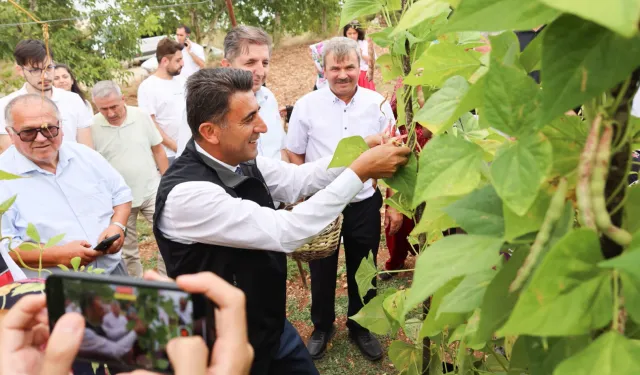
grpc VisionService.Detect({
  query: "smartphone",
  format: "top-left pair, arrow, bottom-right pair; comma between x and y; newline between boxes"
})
46,273 -> 215,374
94,234 -> 121,252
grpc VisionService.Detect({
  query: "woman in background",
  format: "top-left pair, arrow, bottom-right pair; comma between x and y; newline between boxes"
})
53,63 -> 93,114
343,21 -> 376,91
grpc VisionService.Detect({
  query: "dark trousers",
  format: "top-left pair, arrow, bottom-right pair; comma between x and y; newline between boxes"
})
309,190 -> 383,334
384,189 -> 417,271
262,319 -> 319,375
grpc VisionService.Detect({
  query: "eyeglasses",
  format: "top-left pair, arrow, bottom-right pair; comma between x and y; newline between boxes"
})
9,125 -> 60,142
21,65 -> 56,76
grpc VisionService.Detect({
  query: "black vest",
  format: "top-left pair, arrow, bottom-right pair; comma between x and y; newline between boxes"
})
153,140 -> 287,374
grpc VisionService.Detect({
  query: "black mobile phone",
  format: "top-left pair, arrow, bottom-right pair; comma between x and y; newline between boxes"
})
45,273 -> 215,374
94,234 -> 121,252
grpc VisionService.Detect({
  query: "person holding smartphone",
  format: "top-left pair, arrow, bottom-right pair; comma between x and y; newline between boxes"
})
175,25 -> 206,83
0,271 -> 254,375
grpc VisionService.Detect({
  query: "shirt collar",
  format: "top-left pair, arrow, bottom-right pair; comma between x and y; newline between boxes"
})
255,87 -> 268,106
99,106 -> 134,128
11,143 -> 74,175
194,142 -> 238,172
328,85 -> 359,106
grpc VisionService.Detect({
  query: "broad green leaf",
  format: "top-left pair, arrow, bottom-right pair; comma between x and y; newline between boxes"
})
414,75 -> 470,134
443,0 -> 559,33
624,185 -> 640,234
599,233 -> 640,324
503,188 -> 551,241
71,256 -> 81,272
438,268 -> 498,315
18,242 -> 41,251
488,31 -> 522,68
385,0 -> 402,11
539,0 -> 640,38
405,234 -> 503,314
419,279 -> 469,338
389,340 -> 422,375
411,195 -> 459,235
403,318 -> 423,344
390,0 -> 451,36
383,289 -> 407,331
413,134 -> 485,206
540,15 -> 640,125
376,53 -> 404,81
26,223 -> 41,244
404,43 -> 482,87
520,28 -> 544,73
0,195 -> 17,214
491,134 -> 553,216
350,288 -> 396,335
483,55 -> 541,136
384,153 -> 417,203
340,0 -> 384,28
45,233 -> 66,248
542,115 -> 587,179
369,27 -> 394,48
443,185 -> 505,237
474,248 -> 528,343
11,282 -> 44,296
384,192 -> 413,217
355,251 -> 378,300
552,332 -> 640,375
327,136 -> 369,168
499,229 -> 612,336
525,335 -> 591,375
0,171 -> 23,180
58,265 -> 70,272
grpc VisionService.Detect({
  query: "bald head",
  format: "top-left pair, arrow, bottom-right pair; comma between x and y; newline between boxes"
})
5,94 -> 60,128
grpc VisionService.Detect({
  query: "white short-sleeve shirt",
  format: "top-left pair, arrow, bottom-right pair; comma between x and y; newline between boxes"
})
0,142 -> 133,278
286,87 -> 395,202
0,85 -> 92,142
137,75 -> 186,158
178,42 -> 206,82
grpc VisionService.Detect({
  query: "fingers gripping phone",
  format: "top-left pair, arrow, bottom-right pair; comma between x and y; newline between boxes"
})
94,234 -> 121,252
46,273 -> 215,374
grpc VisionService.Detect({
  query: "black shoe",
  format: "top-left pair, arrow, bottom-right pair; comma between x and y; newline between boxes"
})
350,331 -> 383,361
306,325 -> 335,360
379,271 -> 394,281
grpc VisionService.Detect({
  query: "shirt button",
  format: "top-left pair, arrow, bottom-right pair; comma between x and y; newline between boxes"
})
343,109 -> 346,113
344,127 -> 347,130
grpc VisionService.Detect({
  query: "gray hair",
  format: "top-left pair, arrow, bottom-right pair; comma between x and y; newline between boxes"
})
322,36 -> 361,68
91,80 -> 122,101
223,25 -> 272,62
4,94 -> 60,128
185,68 -> 253,138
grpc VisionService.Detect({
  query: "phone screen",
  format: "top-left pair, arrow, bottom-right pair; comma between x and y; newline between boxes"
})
52,276 -> 211,374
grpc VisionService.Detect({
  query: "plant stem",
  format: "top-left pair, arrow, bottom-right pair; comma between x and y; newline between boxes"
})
612,270 -> 620,332
489,345 -> 509,373
610,77 -> 632,118
380,268 -> 415,274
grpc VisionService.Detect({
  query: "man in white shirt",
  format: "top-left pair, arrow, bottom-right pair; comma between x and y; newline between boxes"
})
102,301 -> 129,340
138,38 -> 185,164
176,25 -> 206,82
91,80 -> 169,277
154,68 -> 409,375
287,37 -> 395,361
0,94 -> 132,277
0,39 -> 93,154
177,26 -> 288,162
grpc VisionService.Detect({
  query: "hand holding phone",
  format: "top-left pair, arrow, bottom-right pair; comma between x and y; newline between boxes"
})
94,233 -> 121,252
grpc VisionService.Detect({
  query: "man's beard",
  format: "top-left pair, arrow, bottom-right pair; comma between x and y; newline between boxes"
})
168,67 -> 182,76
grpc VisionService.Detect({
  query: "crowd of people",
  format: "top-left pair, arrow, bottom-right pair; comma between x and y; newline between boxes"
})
0,19 -> 414,375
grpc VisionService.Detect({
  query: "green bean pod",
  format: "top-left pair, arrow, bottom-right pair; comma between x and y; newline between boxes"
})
510,178 -> 568,293
576,115 -> 602,229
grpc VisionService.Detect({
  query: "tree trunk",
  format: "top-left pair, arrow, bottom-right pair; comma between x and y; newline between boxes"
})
274,12 -> 282,46
224,0 -> 237,27
190,8 -> 201,42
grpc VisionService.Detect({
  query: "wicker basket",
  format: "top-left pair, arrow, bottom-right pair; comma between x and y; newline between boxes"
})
285,204 -> 343,262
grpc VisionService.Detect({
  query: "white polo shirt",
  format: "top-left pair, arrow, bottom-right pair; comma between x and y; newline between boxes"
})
0,85 -> 92,142
178,42 -> 206,82
0,142 -> 133,277
137,75 -> 186,158
175,86 -> 287,161
286,86 -> 395,202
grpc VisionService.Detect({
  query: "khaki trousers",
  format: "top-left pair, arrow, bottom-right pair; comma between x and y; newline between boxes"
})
122,193 -> 167,277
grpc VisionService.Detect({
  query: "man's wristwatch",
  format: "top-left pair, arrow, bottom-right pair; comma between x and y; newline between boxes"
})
111,222 -> 127,236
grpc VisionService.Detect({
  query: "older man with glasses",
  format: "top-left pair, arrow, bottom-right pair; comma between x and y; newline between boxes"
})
0,39 -> 94,154
0,94 -> 132,278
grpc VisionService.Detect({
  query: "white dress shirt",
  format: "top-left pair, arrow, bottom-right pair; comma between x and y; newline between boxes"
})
0,85 -> 92,142
178,41 -> 206,82
157,143 -> 364,252
175,87 -> 287,160
286,86 -> 395,201
102,312 -> 130,340
137,75 -> 186,158
255,86 -> 287,160
81,327 -> 137,359
0,142 -> 133,278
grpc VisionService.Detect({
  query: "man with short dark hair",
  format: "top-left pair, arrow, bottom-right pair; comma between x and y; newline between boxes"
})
154,67 -> 410,375
0,39 -> 93,153
176,24 -> 205,82
138,37 -> 185,164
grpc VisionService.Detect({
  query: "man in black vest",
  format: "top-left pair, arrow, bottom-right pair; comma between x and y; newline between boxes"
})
153,67 -> 410,375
